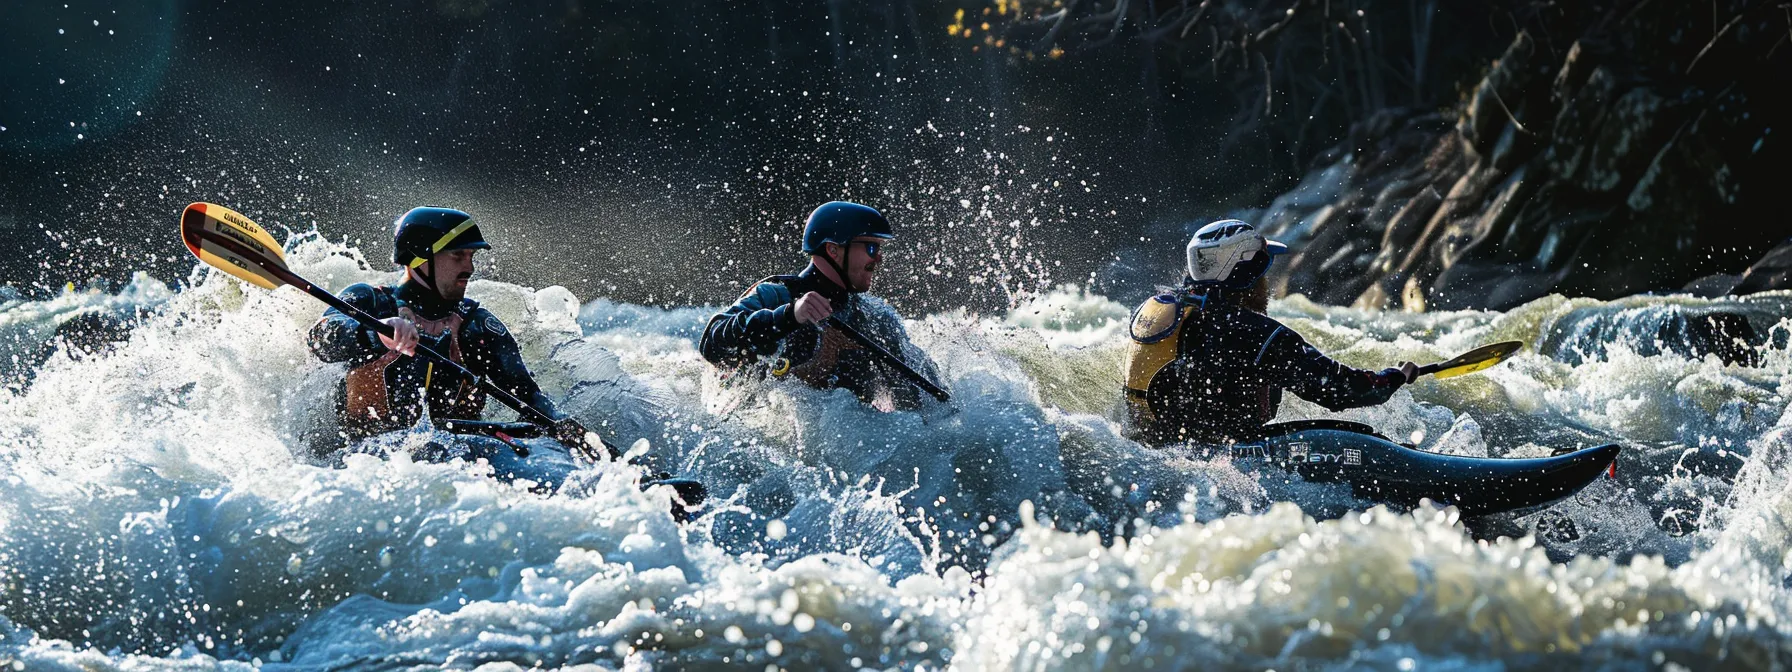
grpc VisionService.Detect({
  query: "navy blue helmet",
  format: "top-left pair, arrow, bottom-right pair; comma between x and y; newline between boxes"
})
801,201 -> 893,255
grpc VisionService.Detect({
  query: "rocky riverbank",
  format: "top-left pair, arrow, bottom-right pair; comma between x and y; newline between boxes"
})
1251,0 -> 1791,311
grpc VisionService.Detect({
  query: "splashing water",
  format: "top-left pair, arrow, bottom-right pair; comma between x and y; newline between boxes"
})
3,236 -> 1792,670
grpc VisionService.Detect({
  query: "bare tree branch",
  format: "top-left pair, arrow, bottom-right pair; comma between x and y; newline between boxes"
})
1249,0 -> 1313,49
1260,51 -> 1274,114
1179,0 -> 1214,39
1027,1 -> 1080,53
1080,0 -> 1131,50
1687,1 -> 1764,73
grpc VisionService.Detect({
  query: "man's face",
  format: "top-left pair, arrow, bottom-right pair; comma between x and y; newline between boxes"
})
419,249 -> 477,301
835,236 -> 886,293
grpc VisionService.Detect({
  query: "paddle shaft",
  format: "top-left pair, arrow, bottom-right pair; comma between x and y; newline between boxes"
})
194,228 -> 622,461
826,315 -> 951,402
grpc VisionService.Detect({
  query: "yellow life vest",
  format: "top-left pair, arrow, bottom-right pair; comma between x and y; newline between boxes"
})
1121,293 -> 1194,425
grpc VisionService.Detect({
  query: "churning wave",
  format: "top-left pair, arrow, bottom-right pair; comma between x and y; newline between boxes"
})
3,236 -> 1791,669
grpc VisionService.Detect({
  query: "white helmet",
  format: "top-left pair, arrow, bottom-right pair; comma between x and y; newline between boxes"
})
1186,219 -> 1288,288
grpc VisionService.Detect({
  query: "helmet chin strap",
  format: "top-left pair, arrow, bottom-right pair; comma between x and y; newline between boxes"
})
820,243 -> 858,293
412,257 -> 443,297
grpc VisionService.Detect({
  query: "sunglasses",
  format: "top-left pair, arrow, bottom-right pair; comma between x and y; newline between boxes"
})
855,241 -> 883,258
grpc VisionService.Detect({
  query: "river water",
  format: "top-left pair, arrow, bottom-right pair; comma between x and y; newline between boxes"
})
3,236 -> 1791,670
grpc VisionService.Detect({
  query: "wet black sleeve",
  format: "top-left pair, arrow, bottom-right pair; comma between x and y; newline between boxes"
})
699,280 -> 801,365
1261,327 -> 1406,412
469,313 -> 560,420
307,284 -> 388,364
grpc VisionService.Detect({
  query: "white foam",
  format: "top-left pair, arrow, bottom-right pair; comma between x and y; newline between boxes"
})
4,239 -> 1792,668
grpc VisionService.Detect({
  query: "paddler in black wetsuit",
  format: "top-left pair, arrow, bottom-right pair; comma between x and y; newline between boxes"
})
699,201 -> 941,412
1123,220 -> 1419,446
308,206 -> 584,447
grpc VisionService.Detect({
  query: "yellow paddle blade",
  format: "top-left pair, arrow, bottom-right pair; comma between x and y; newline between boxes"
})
1428,341 -> 1523,379
180,202 -> 289,289
1432,357 -> 1503,379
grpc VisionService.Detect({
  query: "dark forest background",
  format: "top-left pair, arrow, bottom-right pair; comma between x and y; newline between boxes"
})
4,0 -> 1788,313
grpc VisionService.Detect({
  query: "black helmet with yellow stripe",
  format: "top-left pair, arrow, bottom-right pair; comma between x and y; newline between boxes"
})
392,207 -> 490,268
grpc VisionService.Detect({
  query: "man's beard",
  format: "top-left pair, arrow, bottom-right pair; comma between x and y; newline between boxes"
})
439,274 -> 471,301
853,263 -> 878,292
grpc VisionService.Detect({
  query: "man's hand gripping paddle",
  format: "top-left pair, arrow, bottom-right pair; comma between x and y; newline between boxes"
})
1414,341 -> 1524,380
179,202 -> 705,516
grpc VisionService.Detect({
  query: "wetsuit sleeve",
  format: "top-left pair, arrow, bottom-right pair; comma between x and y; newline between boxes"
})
307,284 -> 387,364
1260,327 -> 1406,412
469,313 -> 560,419
699,281 -> 800,365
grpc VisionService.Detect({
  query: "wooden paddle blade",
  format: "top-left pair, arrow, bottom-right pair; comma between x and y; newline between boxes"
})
180,202 -> 289,289
1430,340 -> 1523,379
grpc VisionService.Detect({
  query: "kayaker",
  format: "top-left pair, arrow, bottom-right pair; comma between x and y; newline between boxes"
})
699,201 -> 941,411
308,206 -> 586,446
1123,220 -> 1419,446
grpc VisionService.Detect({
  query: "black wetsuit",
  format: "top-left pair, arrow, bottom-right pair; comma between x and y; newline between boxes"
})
699,264 -> 939,410
308,281 -> 557,441
1134,289 -> 1407,446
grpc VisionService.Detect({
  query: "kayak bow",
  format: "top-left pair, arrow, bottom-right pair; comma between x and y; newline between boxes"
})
1236,420 -> 1620,515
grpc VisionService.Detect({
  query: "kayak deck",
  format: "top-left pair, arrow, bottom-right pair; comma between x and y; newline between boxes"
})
1232,421 -> 1620,515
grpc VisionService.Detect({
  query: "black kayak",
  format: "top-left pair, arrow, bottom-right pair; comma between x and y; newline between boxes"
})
1230,420 -> 1621,515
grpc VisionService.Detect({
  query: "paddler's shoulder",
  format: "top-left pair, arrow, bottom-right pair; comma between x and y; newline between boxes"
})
1208,302 -> 1290,338
733,274 -> 800,310
460,302 -> 516,338
1128,292 -> 1187,344
335,282 -> 386,298
751,273 -> 802,288
332,283 -> 396,311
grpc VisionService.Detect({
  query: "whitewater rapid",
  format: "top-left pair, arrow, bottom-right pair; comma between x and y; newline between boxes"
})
3,236 -> 1792,670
